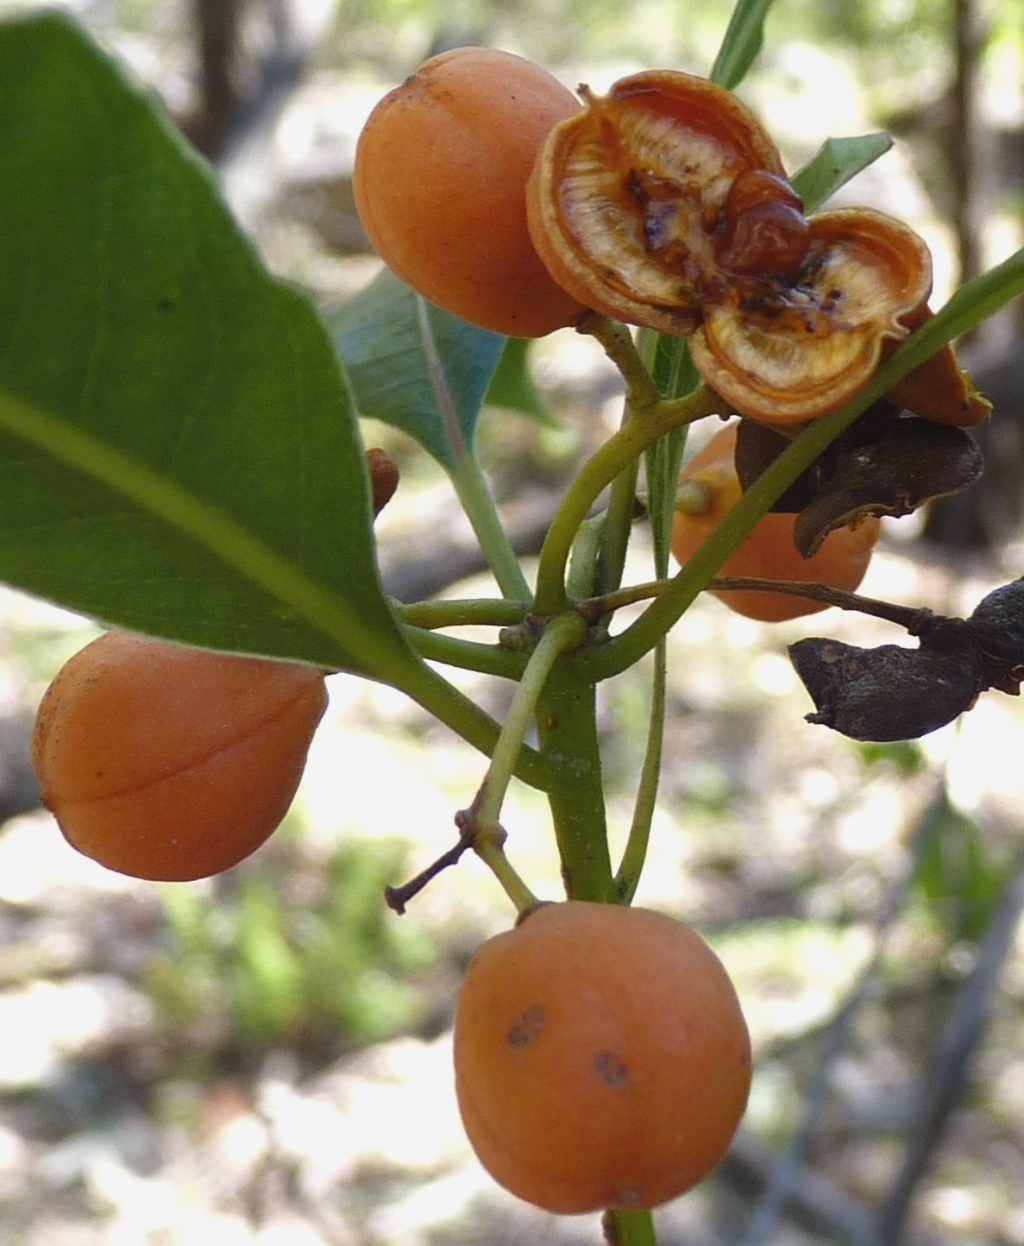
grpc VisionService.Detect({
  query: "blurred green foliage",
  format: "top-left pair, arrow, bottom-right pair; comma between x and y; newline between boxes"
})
325,0 -> 1023,113
144,836 -> 435,1052
484,337 -> 554,424
912,790 -> 1016,944
856,739 -> 928,777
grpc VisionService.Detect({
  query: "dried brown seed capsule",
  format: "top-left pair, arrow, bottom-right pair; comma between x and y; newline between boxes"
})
526,70 -> 788,336
789,628 -> 984,741
884,303 -> 992,427
966,578 -> 1024,665
791,418 -> 985,556
690,208 -> 933,423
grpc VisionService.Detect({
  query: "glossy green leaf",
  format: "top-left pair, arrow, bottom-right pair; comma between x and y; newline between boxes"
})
328,267 -> 506,469
791,133 -> 895,213
0,13 -> 414,680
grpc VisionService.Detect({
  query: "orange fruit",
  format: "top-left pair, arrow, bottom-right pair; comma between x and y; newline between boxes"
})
31,630 -> 328,881
354,47 -> 586,336
454,901 -> 751,1213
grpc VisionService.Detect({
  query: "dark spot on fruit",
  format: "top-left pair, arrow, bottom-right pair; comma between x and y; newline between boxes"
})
508,1004 -> 545,1048
593,1051 -> 628,1087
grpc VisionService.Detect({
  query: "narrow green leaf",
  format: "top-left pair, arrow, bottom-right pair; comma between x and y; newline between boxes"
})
645,430 -> 689,576
792,133 -> 895,213
328,267 -> 506,468
644,333 -> 700,575
329,268 -> 532,598
710,0 -> 776,89
650,331 -> 701,404
0,13 -> 414,679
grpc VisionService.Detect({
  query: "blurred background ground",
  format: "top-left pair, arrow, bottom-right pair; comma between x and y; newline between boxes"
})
1,0 -> 1024,1243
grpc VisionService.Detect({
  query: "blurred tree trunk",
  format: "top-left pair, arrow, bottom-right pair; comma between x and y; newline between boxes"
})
950,0 -> 992,289
922,0 -> 1023,552
181,0 -> 244,159
180,0 -> 320,166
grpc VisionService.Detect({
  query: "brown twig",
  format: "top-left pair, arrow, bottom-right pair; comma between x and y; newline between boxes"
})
708,577 -> 935,632
383,815 -> 476,914
579,576 -> 938,634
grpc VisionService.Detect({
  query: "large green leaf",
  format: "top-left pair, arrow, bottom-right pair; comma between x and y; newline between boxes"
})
0,13 -> 414,680
328,267 -> 506,470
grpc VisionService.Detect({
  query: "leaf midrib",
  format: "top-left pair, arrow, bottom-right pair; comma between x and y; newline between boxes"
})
0,385 -> 407,677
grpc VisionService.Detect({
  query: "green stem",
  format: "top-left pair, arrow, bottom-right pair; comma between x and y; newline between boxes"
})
471,829 -> 541,916
534,657 -> 617,902
710,0 -> 776,88
579,579 -> 665,622
707,576 -> 925,627
931,244 -> 1024,339
474,613 -> 589,831
577,404 -> 868,682
605,1208 -> 659,1246
581,246 -> 1024,683
595,453 -> 641,602
614,636 -> 666,903
398,597 -> 529,630
582,314 -> 664,408
394,658 -> 559,790
448,450 -> 533,600
403,626 -> 527,680
533,385 -> 719,615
